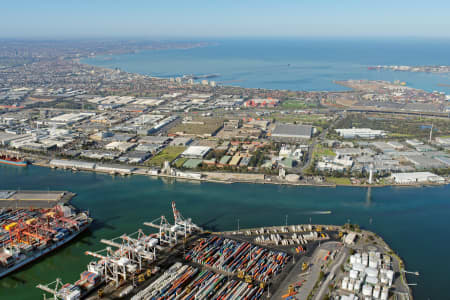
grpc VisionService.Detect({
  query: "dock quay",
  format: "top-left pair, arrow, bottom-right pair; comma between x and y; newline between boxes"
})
0,190 -> 75,208
0,198 -> 92,279
36,201 -> 412,300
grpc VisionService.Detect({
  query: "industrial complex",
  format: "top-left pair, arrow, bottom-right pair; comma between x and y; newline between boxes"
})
32,201 -> 413,300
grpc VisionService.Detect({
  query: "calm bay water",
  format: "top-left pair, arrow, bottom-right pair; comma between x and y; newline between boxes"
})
0,165 -> 449,299
83,38 -> 450,93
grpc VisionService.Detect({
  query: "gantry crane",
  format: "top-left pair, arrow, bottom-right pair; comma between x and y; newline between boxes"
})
85,247 -> 136,288
36,278 -> 66,300
171,201 -> 202,238
143,215 -> 178,246
100,229 -> 157,271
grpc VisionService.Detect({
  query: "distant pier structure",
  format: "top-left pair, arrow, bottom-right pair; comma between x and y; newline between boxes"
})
0,190 -> 75,208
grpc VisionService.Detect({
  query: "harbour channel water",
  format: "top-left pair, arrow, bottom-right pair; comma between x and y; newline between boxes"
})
0,165 -> 449,299
83,38 -> 450,93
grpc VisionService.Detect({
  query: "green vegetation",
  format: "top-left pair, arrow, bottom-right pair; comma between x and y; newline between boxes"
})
38,100 -> 97,110
343,223 -> 360,232
169,117 -> 224,136
281,100 -> 319,109
326,177 -> 351,185
249,150 -> 267,167
173,157 -> 188,168
318,271 -> 325,281
146,146 -> 186,167
271,113 -> 332,127
333,113 -> 450,138
312,144 -> 336,160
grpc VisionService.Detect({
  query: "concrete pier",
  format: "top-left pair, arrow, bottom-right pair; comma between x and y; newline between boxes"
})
0,190 -> 75,208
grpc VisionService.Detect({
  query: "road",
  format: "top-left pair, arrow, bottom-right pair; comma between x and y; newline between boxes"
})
300,114 -> 340,172
314,247 -> 348,300
292,242 -> 341,300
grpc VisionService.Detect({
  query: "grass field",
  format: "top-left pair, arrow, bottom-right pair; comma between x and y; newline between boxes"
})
281,100 -> 318,109
271,113 -> 332,126
312,144 -> 336,160
169,117 -> 224,136
334,114 -> 450,138
146,146 -> 186,167
326,177 -> 351,185
173,157 -> 188,168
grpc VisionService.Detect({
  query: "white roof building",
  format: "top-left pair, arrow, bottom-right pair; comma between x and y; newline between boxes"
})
336,128 -> 387,139
50,159 -> 96,170
181,146 -> 211,159
105,141 -> 136,152
390,172 -> 445,184
48,112 -> 95,126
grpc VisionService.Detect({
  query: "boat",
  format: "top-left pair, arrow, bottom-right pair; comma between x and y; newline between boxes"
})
0,154 -> 28,167
0,204 -> 92,278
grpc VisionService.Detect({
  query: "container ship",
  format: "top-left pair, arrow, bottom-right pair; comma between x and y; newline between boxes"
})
0,153 -> 28,167
0,204 -> 92,278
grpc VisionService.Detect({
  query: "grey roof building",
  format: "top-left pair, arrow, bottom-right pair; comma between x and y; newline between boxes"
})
271,124 -> 313,139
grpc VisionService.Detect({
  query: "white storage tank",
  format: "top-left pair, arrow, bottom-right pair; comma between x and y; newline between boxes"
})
369,259 -> 379,269
366,275 -> 379,285
373,285 -> 381,299
348,279 -> 354,291
354,279 -> 362,292
365,267 -> 379,278
341,277 -> 349,290
386,269 -> 394,280
353,263 -> 365,272
350,269 -> 359,279
362,284 -> 373,297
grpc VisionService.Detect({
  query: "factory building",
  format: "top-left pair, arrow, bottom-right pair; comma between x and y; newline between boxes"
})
271,124 -> 313,140
48,113 -> 95,126
336,128 -> 386,139
50,159 -> 96,170
390,172 -> 445,184
181,146 -> 211,159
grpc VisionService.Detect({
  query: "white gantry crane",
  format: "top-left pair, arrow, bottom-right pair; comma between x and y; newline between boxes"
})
100,229 -> 158,272
143,215 -> 178,246
36,278 -> 68,300
85,247 -> 137,287
171,201 -> 202,238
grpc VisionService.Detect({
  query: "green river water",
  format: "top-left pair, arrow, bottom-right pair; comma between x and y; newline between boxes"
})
0,165 -> 448,299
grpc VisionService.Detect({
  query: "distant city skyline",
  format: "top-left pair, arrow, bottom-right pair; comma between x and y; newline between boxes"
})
2,0 -> 450,38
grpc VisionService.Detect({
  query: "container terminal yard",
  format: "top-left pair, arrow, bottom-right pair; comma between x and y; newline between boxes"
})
36,202 -> 413,300
0,190 -> 91,279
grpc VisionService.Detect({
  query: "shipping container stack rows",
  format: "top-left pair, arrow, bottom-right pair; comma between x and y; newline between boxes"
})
132,262 -> 266,300
184,235 -> 290,282
131,234 -> 291,300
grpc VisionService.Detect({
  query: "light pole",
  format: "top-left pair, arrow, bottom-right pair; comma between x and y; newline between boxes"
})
237,218 -> 240,233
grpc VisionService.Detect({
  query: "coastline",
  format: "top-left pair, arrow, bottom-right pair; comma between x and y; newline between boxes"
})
31,159 -> 448,189
216,224 -> 413,299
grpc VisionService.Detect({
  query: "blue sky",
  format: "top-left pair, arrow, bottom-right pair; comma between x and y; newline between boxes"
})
2,0 -> 450,38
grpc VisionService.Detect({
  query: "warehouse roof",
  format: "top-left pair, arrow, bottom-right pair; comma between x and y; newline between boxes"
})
181,146 -> 211,158
271,124 -> 313,138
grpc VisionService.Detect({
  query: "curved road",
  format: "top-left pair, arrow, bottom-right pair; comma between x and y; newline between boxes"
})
314,247 -> 348,300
